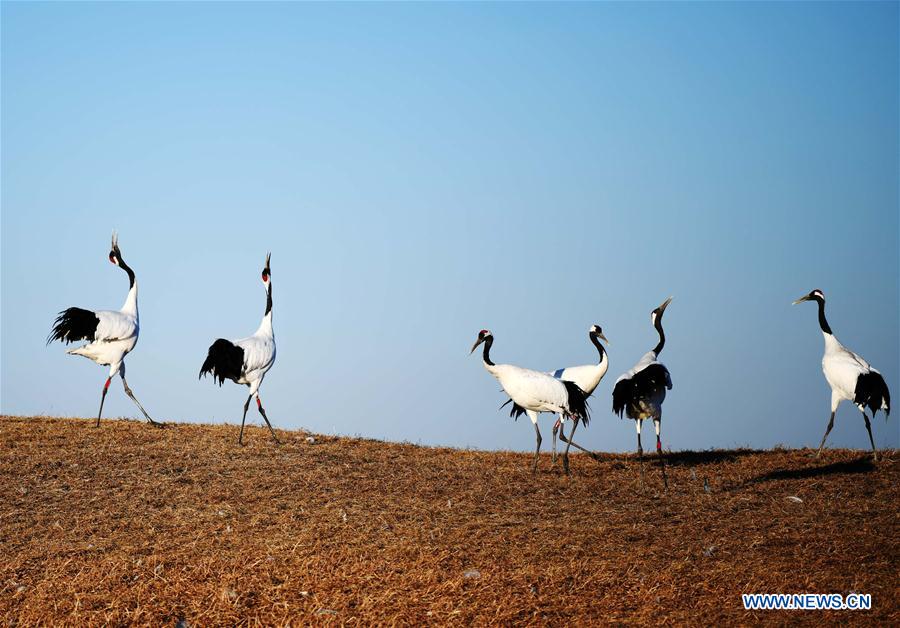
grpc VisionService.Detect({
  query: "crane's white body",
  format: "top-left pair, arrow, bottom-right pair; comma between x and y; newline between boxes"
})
67,283 -> 139,378
551,358 -> 609,397
822,333 -> 883,413
616,350 -> 658,387
232,315 -> 275,396
547,346 -> 609,438
484,362 -> 574,418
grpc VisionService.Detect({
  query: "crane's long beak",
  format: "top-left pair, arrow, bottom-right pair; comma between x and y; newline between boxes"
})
470,337 -> 485,354
792,294 -> 811,305
597,331 -> 609,344
658,296 -> 673,312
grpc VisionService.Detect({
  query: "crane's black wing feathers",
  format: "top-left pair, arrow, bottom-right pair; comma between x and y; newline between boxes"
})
498,383 -> 590,426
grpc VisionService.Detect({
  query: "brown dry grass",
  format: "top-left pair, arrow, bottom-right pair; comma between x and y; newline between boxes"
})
0,416 -> 897,626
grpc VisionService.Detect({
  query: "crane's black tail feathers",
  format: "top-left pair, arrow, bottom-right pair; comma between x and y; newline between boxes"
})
199,339 -> 244,386
611,379 -> 629,418
611,364 -> 672,419
855,371 -> 891,418
499,398 -> 527,421
563,380 -> 591,426
47,307 -> 99,345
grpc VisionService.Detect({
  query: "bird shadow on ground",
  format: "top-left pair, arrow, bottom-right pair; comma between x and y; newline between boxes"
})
661,449 -> 765,467
725,456 -> 876,492
589,449 -> 764,473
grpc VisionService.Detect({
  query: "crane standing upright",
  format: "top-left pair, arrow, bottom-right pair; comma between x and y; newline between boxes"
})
612,297 -> 673,489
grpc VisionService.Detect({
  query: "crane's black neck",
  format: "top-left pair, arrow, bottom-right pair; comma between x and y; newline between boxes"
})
815,296 -> 831,335
652,317 -> 666,355
264,283 -> 273,316
119,259 -> 135,288
482,336 -> 494,366
590,332 -> 606,363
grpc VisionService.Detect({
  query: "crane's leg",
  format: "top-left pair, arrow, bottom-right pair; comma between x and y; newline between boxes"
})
95,377 -> 112,427
239,394 -> 253,445
861,411 -> 878,462
817,394 -> 841,458
562,417 -> 579,476
654,417 -> 668,492
551,416 -> 561,465
527,410 -> 541,473
120,366 -> 162,427
816,413 -> 836,458
559,422 -> 598,459
255,394 -> 281,444
636,419 -> 644,488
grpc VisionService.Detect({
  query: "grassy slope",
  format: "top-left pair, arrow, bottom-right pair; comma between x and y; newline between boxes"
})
1,416 -> 897,625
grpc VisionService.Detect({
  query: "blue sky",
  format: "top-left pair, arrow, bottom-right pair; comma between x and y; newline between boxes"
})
2,2 -> 897,453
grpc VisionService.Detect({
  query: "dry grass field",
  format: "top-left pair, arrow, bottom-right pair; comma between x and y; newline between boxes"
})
1,416 -> 897,625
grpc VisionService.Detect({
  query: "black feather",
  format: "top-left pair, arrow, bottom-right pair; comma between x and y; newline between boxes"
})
612,379 -> 630,418
199,339 -> 245,386
562,380 -> 591,426
499,398 -> 528,421
855,371 -> 891,417
612,363 -> 672,419
47,307 -> 99,345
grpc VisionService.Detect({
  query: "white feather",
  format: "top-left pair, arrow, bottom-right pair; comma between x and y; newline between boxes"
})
485,363 -> 573,415
615,350 -> 661,384
822,334 -> 878,402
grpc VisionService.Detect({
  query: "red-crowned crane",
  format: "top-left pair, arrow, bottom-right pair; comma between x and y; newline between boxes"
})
549,324 -> 609,463
470,329 -> 590,474
47,232 -> 160,427
200,253 -> 280,445
793,289 -> 890,461
612,297 -> 673,489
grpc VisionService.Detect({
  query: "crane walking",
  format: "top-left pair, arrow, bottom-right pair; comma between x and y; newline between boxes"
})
200,253 -> 280,445
471,329 -> 590,474
793,289 -> 890,461
47,232 -> 160,428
